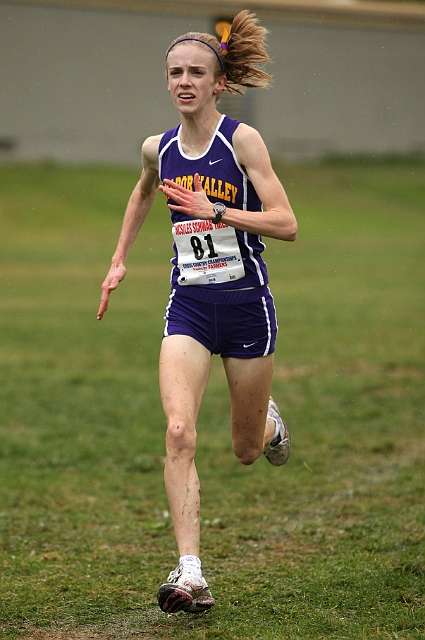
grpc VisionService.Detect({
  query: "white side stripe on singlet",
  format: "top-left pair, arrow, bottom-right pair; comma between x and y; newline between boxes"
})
245,230 -> 265,286
217,130 -> 265,286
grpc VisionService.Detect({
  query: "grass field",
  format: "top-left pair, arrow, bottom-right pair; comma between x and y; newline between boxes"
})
0,160 -> 424,639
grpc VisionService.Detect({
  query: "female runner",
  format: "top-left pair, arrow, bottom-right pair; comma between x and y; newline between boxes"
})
97,10 -> 297,614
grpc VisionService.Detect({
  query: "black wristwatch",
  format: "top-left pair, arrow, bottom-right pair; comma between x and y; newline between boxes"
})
212,202 -> 226,224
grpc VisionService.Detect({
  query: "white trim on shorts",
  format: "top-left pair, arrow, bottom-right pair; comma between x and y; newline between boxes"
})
163,288 -> 176,337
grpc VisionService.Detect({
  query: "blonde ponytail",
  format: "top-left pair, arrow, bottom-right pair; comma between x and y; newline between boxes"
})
223,10 -> 273,94
165,11 -> 272,95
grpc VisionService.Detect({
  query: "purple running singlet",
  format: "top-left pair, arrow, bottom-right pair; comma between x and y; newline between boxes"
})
159,114 -> 278,358
158,114 -> 269,290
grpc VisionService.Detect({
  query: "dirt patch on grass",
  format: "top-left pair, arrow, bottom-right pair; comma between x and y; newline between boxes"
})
274,364 -> 317,379
20,623 -> 159,640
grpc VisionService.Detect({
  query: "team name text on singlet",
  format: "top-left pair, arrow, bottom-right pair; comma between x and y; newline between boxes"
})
166,174 -> 238,204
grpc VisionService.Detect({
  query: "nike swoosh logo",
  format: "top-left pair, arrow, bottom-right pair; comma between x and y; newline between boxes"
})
209,159 -> 222,165
243,342 -> 258,348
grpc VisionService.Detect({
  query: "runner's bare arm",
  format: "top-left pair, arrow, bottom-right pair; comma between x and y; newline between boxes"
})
97,135 -> 161,320
231,124 -> 297,241
159,125 -> 297,242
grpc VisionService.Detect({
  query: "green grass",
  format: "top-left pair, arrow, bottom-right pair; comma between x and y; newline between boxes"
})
0,159 -> 424,639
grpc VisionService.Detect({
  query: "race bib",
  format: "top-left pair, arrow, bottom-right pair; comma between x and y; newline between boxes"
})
172,219 -> 245,286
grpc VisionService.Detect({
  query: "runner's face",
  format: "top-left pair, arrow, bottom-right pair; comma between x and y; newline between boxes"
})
166,43 -> 225,113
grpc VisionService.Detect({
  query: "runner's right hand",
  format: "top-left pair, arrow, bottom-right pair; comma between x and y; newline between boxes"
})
97,263 -> 127,320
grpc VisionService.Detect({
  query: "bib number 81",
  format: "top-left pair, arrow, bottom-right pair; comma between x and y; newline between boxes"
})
190,234 -> 219,261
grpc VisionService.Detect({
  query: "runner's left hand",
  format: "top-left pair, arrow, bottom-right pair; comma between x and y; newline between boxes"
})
159,173 -> 214,220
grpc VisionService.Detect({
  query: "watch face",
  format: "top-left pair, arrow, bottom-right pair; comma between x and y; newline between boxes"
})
214,202 -> 226,214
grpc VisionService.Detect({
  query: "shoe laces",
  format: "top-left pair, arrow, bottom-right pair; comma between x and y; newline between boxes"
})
167,563 -> 207,590
167,563 -> 184,583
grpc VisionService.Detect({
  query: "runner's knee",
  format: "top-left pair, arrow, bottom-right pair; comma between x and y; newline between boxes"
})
166,419 -> 197,457
232,441 -> 262,466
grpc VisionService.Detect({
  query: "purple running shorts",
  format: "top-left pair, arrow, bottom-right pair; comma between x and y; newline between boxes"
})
163,284 -> 278,359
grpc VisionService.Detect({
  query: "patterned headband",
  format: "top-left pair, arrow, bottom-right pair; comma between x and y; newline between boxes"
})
166,37 -> 226,74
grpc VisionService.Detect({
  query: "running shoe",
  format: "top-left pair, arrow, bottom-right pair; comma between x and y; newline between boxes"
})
157,563 -> 215,614
263,396 -> 291,466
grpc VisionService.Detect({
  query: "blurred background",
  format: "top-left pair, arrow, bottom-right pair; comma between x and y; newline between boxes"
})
1,0 -> 425,165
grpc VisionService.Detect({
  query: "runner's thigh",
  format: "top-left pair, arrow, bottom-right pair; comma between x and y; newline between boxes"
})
160,334 -> 212,426
223,353 -> 274,447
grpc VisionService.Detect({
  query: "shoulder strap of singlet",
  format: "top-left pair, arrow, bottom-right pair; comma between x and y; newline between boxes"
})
158,125 -> 180,154
158,125 -> 180,181
216,115 -> 247,182
218,115 -> 240,143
